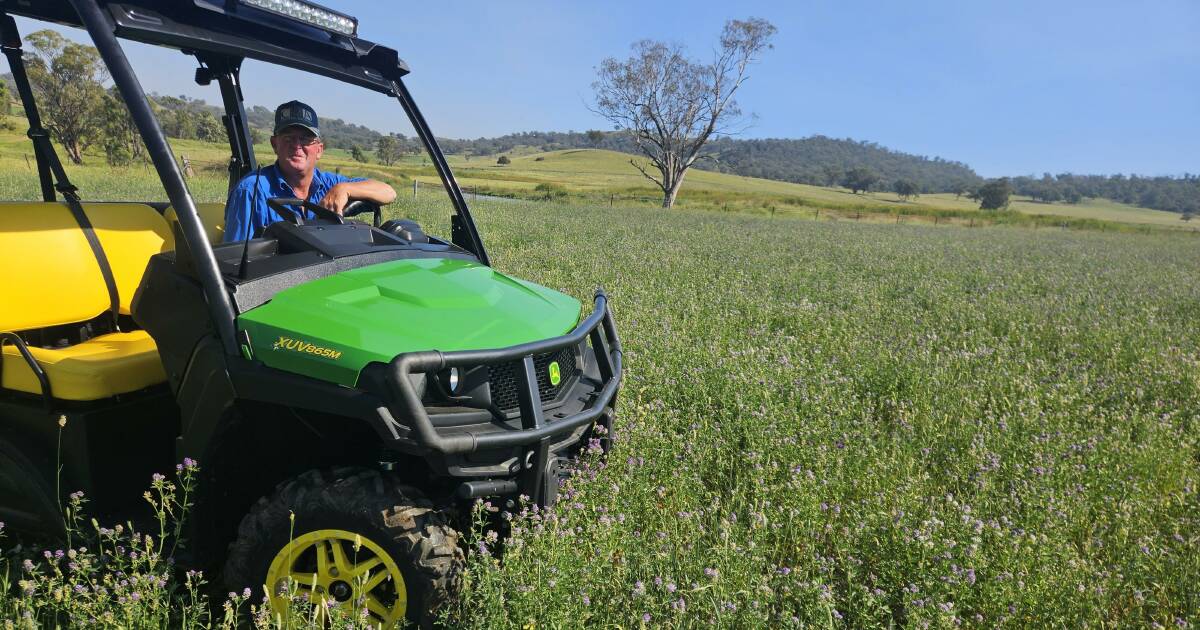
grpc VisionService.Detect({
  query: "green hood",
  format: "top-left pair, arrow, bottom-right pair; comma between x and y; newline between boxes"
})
237,258 -> 582,386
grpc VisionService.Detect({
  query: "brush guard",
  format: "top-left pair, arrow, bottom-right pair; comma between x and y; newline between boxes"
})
385,289 -> 622,505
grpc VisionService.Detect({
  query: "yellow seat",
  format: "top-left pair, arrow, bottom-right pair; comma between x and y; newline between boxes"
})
2,331 -> 165,401
164,203 -> 225,245
0,202 -> 173,401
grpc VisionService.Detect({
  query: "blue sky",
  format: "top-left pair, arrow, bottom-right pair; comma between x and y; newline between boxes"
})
11,0 -> 1198,177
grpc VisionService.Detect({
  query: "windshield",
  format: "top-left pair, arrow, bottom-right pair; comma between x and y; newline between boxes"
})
0,15 -> 460,244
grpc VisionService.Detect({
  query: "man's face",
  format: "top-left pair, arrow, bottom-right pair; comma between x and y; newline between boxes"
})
270,126 -> 324,179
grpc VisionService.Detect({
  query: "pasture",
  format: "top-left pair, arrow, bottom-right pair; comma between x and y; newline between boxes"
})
0,131 -> 1196,626
443,197 -> 1200,628
0,113 -> 1187,232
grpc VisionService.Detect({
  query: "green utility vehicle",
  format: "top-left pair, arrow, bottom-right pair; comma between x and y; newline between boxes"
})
0,0 -> 621,624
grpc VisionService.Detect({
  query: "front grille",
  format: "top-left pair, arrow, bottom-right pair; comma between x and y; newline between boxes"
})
487,346 -> 579,411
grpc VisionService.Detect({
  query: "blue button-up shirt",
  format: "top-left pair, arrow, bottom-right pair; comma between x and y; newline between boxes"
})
222,163 -> 365,242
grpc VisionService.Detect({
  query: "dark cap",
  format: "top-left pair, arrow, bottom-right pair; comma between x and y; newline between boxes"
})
274,100 -> 320,138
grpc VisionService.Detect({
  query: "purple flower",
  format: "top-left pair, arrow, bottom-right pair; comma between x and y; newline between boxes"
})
182,457 -> 198,469
704,567 -> 718,578
642,613 -> 651,623
581,594 -> 591,606
152,473 -> 165,483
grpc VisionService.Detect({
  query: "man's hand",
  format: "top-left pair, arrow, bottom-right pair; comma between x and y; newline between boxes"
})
318,180 -> 397,215
318,183 -> 352,215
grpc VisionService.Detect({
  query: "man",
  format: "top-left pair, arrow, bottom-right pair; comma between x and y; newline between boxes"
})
223,100 -> 397,242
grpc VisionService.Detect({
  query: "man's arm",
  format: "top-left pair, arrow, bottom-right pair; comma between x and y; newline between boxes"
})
223,179 -> 261,242
317,179 -> 397,214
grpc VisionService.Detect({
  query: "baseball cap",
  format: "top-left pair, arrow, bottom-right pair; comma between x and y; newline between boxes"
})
274,100 -> 320,138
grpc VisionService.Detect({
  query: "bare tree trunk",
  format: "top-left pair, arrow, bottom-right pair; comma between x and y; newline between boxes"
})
65,141 -> 84,165
662,171 -> 687,208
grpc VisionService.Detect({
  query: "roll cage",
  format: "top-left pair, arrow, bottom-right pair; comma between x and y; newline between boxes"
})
0,0 -> 490,358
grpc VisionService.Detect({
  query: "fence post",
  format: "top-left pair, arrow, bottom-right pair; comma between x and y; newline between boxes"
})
895,213 -> 901,225
814,209 -> 819,220
855,212 -> 860,221
969,217 -> 974,228
934,215 -> 939,226
610,194 -> 614,207
413,180 -> 419,198
24,154 -> 30,171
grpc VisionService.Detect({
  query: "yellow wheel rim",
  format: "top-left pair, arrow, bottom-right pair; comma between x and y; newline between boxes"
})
265,529 -> 407,625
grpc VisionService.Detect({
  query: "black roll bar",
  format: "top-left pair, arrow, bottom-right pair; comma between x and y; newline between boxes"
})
0,16 -> 53,202
194,53 -> 257,190
385,291 -> 622,455
392,79 -> 490,266
69,0 -> 240,357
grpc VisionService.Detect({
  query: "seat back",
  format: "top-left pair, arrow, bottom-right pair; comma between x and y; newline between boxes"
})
164,203 -> 225,245
82,204 -> 174,315
0,202 -> 173,330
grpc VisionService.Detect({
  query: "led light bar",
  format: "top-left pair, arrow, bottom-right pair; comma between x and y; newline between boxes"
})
240,0 -> 358,36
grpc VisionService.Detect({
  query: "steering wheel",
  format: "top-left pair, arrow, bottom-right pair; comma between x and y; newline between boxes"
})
342,200 -> 382,228
266,197 -> 345,226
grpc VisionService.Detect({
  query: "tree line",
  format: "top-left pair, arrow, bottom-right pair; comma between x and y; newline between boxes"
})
4,30 -> 1194,216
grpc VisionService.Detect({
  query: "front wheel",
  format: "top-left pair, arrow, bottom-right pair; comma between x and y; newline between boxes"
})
223,469 -> 464,627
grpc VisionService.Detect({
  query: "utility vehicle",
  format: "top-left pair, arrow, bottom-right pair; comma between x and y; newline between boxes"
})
0,0 -> 621,625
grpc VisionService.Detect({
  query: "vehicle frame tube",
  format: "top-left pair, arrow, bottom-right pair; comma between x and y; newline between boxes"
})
386,291 -> 622,455
69,0 -> 240,356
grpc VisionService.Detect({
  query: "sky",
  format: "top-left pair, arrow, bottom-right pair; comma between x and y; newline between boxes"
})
11,0 -> 1199,177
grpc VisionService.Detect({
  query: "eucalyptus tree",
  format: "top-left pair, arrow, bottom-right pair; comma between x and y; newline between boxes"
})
592,18 -> 776,208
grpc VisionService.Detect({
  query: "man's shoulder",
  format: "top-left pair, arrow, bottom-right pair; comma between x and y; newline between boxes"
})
232,164 -> 279,192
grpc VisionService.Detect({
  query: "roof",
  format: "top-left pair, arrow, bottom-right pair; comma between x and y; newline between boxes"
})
0,0 -> 410,93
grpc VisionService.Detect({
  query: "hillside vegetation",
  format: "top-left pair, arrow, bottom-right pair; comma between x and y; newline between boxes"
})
0,114 -> 1187,233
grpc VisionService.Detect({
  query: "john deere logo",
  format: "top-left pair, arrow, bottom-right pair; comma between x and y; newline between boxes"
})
548,361 -> 561,386
272,336 -> 342,360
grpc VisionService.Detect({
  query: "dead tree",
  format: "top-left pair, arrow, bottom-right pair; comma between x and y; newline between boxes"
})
592,18 -> 776,208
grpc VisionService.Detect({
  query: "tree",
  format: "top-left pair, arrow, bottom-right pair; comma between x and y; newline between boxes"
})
977,178 -> 1012,210
99,87 -> 143,166
25,30 -> 108,164
842,167 -> 878,194
194,112 -> 224,142
893,179 -> 919,201
585,129 -> 605,147
0,80 -> 10,116
496,155 -> 510,165
592,18 -> 777,208
375,135 -> 400,166
350,145 -> 368,163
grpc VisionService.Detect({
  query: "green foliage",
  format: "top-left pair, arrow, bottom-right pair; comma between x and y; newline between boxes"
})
842,167 -> 879,194
24,30 -> 108,164
497,155 -> 511,165
374,135 -> 399,166
533,182 -> 567,199
977,177 -> 1013,210
350,144 -> 368,163
433,196 -> 1200,628
893,178 -> 919,200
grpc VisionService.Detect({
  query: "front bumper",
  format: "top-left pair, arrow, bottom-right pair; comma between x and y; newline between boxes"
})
383,290 -> 622,504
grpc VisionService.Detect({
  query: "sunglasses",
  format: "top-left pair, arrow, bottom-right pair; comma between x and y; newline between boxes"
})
276,134 -> 321,147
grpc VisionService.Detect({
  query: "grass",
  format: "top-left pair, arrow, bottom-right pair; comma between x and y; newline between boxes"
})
443,197 -> 1200,628
1,124 -> 1198,626
0,113 -> 1191,232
